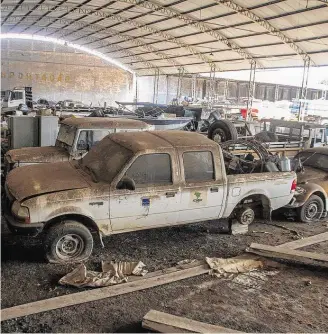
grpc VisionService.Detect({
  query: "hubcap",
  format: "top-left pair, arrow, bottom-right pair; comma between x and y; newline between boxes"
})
213,129 -> 226,143
240,208 -> 255,225
56,234 -> 84,260
305,202 -> 319,220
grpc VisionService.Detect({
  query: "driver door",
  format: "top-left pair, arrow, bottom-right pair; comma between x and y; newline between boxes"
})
109,152 -> 181,232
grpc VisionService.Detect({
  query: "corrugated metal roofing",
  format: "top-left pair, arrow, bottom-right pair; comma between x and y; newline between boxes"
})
1,0 -> 328,75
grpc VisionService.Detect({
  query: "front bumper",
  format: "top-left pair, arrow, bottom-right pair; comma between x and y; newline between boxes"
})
4,212 -> 44,236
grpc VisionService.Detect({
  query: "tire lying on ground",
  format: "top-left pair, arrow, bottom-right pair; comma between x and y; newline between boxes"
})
297,194 -> 324,223
44,220 -> 94,263
208,119 -> 238,143
254,131 -> 278,142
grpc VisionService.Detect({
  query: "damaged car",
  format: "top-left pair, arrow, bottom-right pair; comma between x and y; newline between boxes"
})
4,117 -> 152,176
286,147 -> 328,223
4,131 -> 297,263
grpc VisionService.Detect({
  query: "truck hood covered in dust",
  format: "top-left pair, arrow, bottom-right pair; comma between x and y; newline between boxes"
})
6,161 -> 89,201
6,146 -> 69,164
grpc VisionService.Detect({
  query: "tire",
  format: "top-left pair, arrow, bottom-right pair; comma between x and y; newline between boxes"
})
254,131 -> 278,142
297,195 -> 324,223
208,120 -> 238,143
44,220 -> 94,263
235,207 -> 255,225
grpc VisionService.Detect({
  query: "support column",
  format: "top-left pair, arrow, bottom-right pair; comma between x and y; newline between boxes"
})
191,74 -> 198,101
274,85 -> 279,102
153,68 -> 160,104
246,60 -> 256,120
207,64 -> 216,110
298,58 -> 310,122
321,90 -> 327,100
176,67 -> 184,101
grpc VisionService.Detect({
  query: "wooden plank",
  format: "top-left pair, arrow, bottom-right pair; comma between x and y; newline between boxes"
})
247,243 -> 328,268
274,232 -> 328,250
142,310 -> 242,333
1,263 -> 209,321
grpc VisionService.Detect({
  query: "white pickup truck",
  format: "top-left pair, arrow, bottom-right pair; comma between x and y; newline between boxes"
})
4,131 -> 297,263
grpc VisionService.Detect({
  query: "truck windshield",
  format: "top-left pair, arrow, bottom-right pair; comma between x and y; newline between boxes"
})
57,124 -> 76,147
81,136 -> 133,183
2,90 -> 11,102
297,152 -> 328,172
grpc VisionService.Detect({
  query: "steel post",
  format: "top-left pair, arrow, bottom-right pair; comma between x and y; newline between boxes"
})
298,58 -> 311,122
246,60 -> 256,121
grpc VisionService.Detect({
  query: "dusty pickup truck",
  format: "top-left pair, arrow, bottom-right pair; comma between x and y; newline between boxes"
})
3,117 -> 151,175
4,131 -> 297,263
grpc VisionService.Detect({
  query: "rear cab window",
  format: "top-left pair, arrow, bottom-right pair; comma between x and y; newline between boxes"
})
183,151 -> 215,182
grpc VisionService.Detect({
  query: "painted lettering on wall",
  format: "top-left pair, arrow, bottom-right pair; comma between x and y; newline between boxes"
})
1,71 -> 71,83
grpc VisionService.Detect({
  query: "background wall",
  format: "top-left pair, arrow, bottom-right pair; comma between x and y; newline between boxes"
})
1,39 -> 134,106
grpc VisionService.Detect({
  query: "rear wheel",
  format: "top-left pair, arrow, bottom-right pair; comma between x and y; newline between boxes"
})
297,195 -> 324,223
235,207 -> 255,225
44,220 -> 94,263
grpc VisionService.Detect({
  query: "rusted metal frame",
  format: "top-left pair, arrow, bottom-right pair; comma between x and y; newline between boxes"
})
246,60 -> 256,121
298,58 -> 311,122
214,0 -> 315,66
118,18 -> 328,61
105,0 -> 262,68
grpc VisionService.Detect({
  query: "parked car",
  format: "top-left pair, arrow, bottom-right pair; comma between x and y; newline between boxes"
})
3,117 -> 152,176
286,147 -> 328,223
37,99 -> 56,109
4,131 -> 297,263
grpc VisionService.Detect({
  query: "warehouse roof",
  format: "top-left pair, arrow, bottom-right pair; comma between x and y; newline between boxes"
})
1,0 -> 328,75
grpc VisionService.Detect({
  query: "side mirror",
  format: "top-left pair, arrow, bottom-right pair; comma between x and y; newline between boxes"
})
117,176 -> 136,191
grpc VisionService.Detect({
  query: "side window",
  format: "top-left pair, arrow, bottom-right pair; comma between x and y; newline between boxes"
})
126,154 -> 172,187
77,130 -> 88,150
183,151 -> 214,182
90,130 -> 113,147
11,91 -> 23,100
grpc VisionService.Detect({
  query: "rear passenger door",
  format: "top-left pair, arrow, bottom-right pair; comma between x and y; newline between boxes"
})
178,150 -> 225,223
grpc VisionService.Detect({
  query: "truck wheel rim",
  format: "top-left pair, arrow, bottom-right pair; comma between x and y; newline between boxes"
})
240,208 -> 255,225
305,202 -> 318,220
56,234 -> 84,260
213,129 -> 226,143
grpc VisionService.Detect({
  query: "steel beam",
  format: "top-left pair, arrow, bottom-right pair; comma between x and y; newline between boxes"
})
112,0 -> 263,68
215,0 -> 314,65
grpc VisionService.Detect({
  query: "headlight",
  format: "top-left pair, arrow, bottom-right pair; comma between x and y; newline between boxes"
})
12,201 -> 30,220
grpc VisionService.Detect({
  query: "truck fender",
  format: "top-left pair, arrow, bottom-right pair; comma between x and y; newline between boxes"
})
295,183 -> 327,208
226,189 -> 272,219
44,205 -> 95,224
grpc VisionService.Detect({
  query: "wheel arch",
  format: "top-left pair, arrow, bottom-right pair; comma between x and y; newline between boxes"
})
43,214 -> 99,233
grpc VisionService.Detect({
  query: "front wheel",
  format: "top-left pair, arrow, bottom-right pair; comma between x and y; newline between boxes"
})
297,195 -> 324,223
44,221 -> 94,263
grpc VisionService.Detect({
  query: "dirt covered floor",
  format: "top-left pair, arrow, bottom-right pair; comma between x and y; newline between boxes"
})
1,217 -> 328,333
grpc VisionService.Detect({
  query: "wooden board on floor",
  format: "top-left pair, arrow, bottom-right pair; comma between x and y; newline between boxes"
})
1,263 -> 209,321
142,310 -> 242,333
247,243 -> 328,268
274,232 -> 328,250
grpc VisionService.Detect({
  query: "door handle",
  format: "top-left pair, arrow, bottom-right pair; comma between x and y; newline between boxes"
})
210,187 -> 219,193
166,191 -> 176,198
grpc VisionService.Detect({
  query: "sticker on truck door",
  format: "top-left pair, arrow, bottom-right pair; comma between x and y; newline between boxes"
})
189,190 -> 207,207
